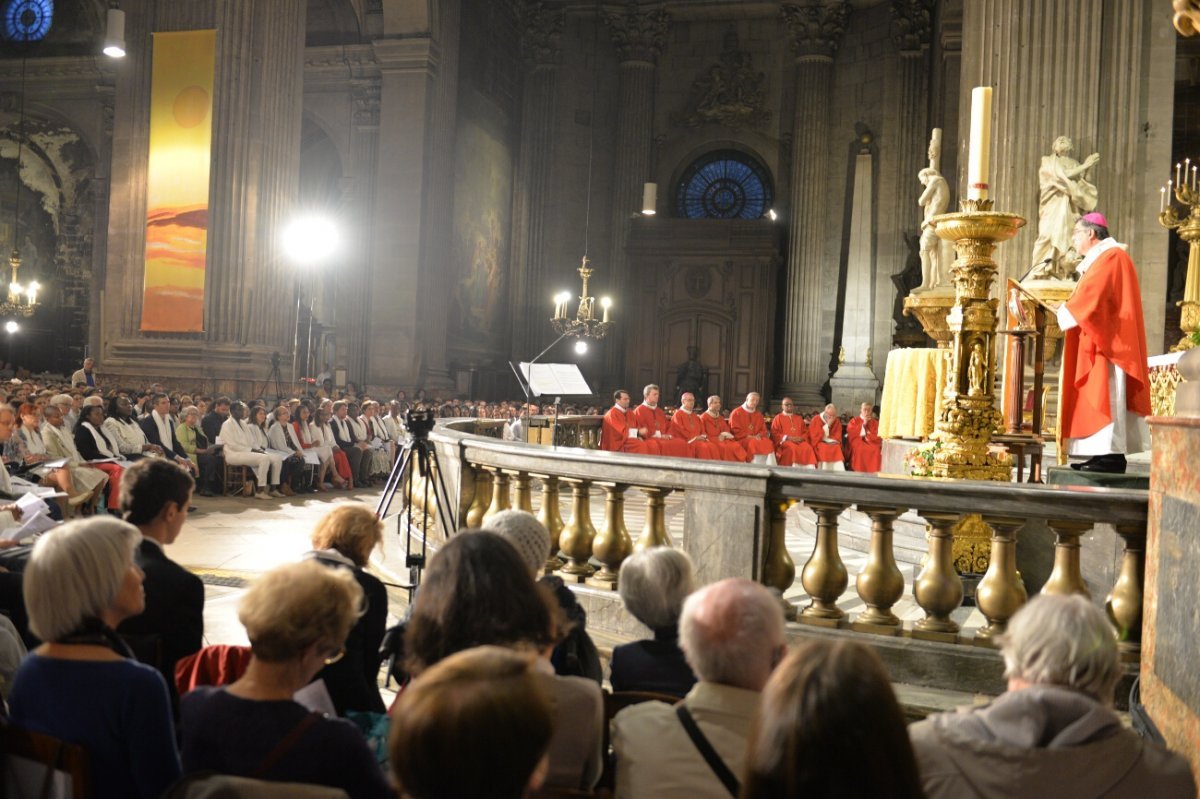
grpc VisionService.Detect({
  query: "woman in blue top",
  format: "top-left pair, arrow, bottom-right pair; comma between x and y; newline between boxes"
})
8,517 -> 182,799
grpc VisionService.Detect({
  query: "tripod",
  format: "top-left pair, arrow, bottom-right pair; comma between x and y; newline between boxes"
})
255,352 -> 285,402
375,412 -> 455,598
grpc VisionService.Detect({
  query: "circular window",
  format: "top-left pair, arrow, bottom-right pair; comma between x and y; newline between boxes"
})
675,150 -> 773,220
2,0 -> 53,42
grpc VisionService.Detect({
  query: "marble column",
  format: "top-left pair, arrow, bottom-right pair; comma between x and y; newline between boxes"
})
601,4 -> 670,383
102,0 -> 307,385
510,1 -> 565,361
779,2 -> 851,406
341,76 -> 381,385
959,0 -> 1173,349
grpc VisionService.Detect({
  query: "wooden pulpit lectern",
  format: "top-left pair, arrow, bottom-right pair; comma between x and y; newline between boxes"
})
996,278 -> 1056,482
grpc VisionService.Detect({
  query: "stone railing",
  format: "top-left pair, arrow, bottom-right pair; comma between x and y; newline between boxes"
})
408,418 -> 1147,663
453,416 -> 603,448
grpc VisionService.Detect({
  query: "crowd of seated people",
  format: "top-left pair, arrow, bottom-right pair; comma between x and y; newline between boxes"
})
1,490 -> 1196,798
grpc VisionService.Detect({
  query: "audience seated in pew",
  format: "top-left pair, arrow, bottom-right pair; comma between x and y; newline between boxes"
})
610,546 -> 697,697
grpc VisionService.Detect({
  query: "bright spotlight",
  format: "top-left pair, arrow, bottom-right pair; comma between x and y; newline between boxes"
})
282,216 -> 339,264
103,8 -> 126,58
574,340 -> 588,355
767,208 -> 777,221
5,321 -> 18,334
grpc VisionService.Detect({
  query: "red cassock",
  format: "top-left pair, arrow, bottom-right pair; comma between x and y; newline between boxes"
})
700,412 -> 751,462
770,413 -> 817,467
631,404 -> 692,458
670,409 -> 723,460
1059,244 -> 1151,442
846,416 -> 882,472
808,415 -> 845,465
729,406 -> 776,457
600,405 -> 659,456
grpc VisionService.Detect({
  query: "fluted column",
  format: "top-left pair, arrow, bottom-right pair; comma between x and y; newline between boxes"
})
511,2 -> 565,360
601,5 -> 669,381
780,3 -> 850,404
344,78 -> 380,384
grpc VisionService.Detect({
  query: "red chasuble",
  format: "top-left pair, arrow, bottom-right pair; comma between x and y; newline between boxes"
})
846,416 -> 882,472
631,403 -> 691,458
770,412 -> 817,467
1060,244 -> 1151,441
701,412 -> 750,462
808,415 -> 845,465
729,406 -> 776,457
600,406 -> 659,455
671,409 -> 722,460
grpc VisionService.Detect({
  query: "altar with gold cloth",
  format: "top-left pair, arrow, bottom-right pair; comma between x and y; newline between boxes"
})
878,348 -> 952,439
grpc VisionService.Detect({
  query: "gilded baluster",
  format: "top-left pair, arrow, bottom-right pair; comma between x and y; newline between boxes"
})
464,467 -> 491,529
634,487 -> 673,551
512,472 -> 534,513
559,479 -> 597,581
481,469 -> 511,526
537,475 -> 565,572
913,511 -> 965,641
974,516 -> 1028,644
852,506 -> 906,634
799,502 -> 849,626
1043,519 -> 1092,598
1107,523 -> 1146,661
590,483 -> 631,589
765,499 -> 798,621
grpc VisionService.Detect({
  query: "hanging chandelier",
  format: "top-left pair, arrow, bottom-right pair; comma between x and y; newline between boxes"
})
551,256 -> 612,340
3,55 -> 43,318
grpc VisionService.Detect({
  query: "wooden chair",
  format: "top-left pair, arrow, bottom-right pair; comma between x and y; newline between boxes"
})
1,724 -> 90,799
222,464 -> 254,496
598,690 -> 679,791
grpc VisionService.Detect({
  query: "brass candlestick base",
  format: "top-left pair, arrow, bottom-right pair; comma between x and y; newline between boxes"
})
930,201 -> 1025,481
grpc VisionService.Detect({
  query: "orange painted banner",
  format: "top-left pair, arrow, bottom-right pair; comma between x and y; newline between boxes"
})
141,30 -> 216,332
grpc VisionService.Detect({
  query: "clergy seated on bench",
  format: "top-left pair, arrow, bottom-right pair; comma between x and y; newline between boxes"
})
808,403 -> 846,471
632,384 -> 691,458
909,594 -> 1196,799
610,547 -> 698,697
770,397 -> 817,469
729,392 -> 777,465
612,578 -> 787,799
846,401 -> 883,473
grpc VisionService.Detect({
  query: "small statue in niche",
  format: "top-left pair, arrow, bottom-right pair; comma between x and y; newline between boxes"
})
967,341 -> 987,397
674,346 -> 708,402
1027,136 -> 1100,281
916,167 -> 950,290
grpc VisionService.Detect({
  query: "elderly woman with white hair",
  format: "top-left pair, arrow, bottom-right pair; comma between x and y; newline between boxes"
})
6,518 -> 182,798
909,594 -> 1195,798
610,546 -> 698,696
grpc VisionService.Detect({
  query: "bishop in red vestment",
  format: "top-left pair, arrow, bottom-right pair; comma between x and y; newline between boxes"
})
701,396 -> 750,463
632,385 -> 692,458
671,393 -> 722,460
846,402 -> 882,472
808,404 -> 846,471
600,389 -> 659,456
770,398 -> 817,468
1055,213 -> 1150,474
729,392 -> 776,464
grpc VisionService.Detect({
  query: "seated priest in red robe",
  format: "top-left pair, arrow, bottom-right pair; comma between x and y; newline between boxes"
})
808,403 -> 845,471
671,393 -> 722,460
770,398 -> 817,468
701,396 -> 750,463
600,389 -> 659,456
729,392 -> 776,464
846,402 -> 882,472
632,384 -> 691,458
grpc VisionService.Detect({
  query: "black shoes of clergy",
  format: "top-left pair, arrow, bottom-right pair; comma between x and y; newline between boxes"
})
1069,453 -> 1127,474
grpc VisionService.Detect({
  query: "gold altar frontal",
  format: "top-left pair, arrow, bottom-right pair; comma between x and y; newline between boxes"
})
879,348 -> 951,439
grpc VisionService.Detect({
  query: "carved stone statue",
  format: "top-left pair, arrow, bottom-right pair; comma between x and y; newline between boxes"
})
1027,136 -> 1099,281
674,346 -> 708,401
967,341 -> 986,396
916,167 -> 950,290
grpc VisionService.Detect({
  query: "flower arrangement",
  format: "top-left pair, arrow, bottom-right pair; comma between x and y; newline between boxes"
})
906,440 -> 943,477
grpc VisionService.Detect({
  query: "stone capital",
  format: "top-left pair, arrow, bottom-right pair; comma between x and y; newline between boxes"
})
600,4 -> 670,65
890,0 -> 933,54
352,79 -> 381,129
780,2 -> 851,61
518,1 -> 566,69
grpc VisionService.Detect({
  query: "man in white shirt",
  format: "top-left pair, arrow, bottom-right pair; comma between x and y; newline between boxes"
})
612,579 -> 787,799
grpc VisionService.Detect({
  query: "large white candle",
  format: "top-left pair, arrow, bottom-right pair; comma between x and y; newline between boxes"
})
966,86 -> 993,201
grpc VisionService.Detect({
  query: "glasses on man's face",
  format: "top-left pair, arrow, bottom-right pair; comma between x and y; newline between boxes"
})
323,646 -> 346,666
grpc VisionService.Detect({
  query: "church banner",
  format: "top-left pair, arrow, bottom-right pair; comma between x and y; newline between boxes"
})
141,29 -> 216,332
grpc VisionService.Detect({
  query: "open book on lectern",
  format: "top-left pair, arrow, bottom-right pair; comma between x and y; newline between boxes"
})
518,363 -> 592,397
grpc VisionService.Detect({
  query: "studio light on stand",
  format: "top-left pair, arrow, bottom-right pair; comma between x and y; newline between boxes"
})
281,214 -> 339,389
103,5 -> 126,58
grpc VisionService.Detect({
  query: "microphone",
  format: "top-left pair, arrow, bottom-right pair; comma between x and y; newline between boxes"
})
1019,257 -> 1054,283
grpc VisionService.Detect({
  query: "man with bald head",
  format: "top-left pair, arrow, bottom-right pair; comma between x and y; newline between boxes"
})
770,397 -> 817,468
671,393 -> 722,460
700,395 -> 749,463
809,403 -> 846,471
612,578 -> 787,798
729,392 -> 776,465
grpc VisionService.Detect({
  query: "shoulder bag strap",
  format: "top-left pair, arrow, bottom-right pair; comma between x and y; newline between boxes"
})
675,705 -> 740,797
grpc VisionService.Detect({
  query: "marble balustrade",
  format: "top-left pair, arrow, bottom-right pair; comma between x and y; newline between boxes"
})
402,418 -> 1147,658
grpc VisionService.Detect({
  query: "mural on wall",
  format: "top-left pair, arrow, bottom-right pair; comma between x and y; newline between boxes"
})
141,29 -> 216,333
450,108 -> 512,338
